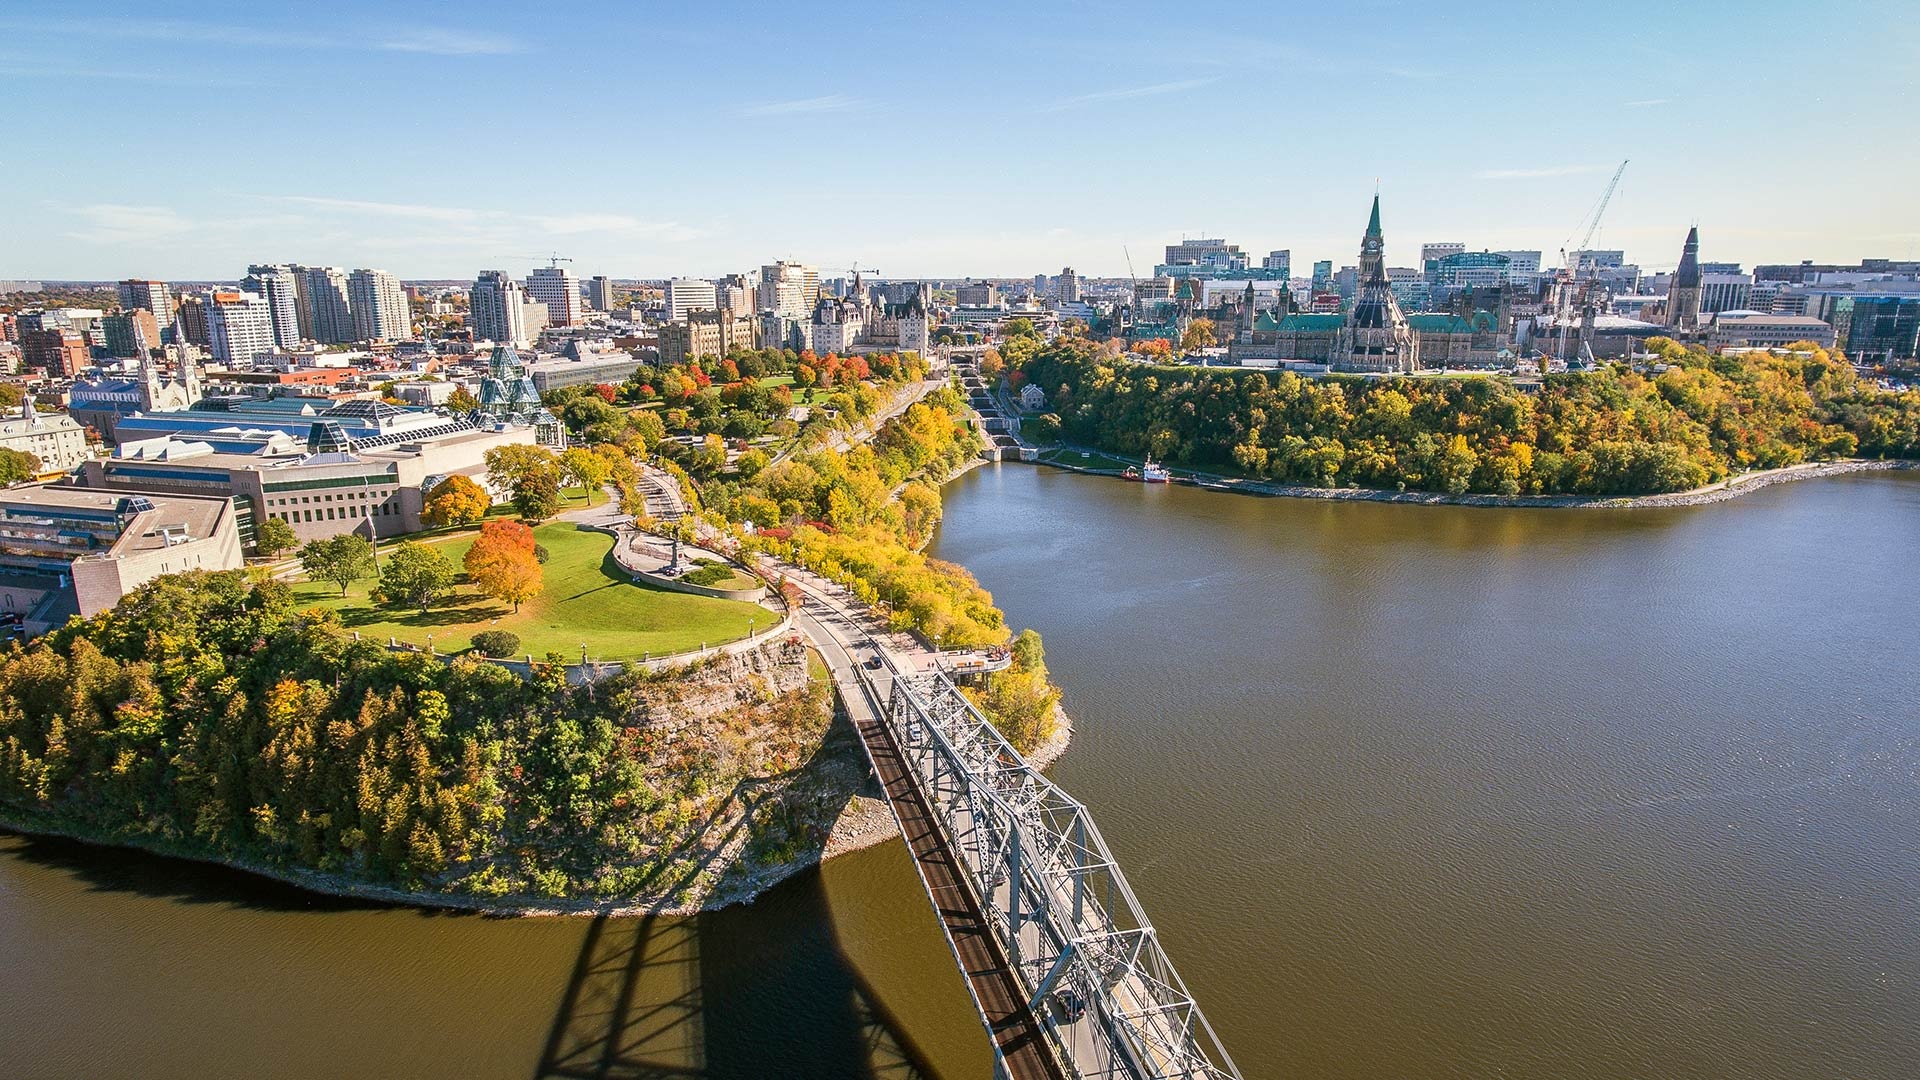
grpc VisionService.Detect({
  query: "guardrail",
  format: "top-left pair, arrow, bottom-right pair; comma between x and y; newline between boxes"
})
876,665 -> 1241,1080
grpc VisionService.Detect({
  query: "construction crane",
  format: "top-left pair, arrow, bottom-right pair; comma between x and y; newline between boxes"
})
1552,159 -> 1628,363
1558,159 -> 1628,275
498,252 -> 574,268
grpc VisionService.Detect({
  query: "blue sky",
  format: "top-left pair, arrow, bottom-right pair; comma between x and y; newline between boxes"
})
3,0 -> 1916,281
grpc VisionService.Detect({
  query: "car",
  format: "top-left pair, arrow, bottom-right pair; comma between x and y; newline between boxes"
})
863,655 -> 884,670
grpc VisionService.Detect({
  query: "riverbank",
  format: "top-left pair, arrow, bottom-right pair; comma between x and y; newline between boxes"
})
1033,451 -> 1919,509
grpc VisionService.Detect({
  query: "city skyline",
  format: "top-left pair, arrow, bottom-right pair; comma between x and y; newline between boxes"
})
4,0 -> 1917,280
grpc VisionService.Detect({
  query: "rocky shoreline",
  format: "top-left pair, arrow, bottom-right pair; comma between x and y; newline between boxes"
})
1034,453 -> 1918,510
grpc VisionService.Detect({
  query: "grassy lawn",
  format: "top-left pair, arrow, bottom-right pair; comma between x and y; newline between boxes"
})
758,374 -> 822,404
1038,447 -> 1137,472
293,522 -> 767,661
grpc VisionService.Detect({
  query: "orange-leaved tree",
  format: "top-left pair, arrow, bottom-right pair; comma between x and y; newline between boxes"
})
464,520 -> 543,612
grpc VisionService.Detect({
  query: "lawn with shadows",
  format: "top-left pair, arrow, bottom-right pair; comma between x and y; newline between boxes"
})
292,522 -> 766,660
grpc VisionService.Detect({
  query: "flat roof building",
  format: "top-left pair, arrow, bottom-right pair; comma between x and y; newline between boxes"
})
0,484 -> 243,636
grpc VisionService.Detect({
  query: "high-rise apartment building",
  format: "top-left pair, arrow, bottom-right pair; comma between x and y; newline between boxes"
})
758,262 -> 818,315
526,266 -> 583,326
242,264 -> 303,347
470,270 -> 530,347
116,280 -> 175,330
103,309 -> 162,358
587,275 -> 615,311
176,294 -> 210,346
665,278 -> 718,321
1060,267 -> 1081,303
1262,250 -> 1292,276
21,325 -> 90,378
349,268 -> 411,341
206,292 -> 278,367
295,266 -> 356,344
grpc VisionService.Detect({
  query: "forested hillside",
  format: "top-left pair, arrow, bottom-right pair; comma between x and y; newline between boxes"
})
1017,337 -> 1920,496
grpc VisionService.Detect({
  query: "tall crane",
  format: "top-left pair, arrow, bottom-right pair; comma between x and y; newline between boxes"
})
1552,159 -> 1628,362
1559,159 -> 1629,275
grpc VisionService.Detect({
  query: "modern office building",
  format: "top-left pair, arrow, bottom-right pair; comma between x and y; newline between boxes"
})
527,266 -> 583,327
587,275 -> 616,311
955,282 -> 1000,307
176,293 -> 210,346
1158,239 -> 1247,278
1707,312 -> 1836,350
0,484 -> 244,636
1262,250 -> 1291,276
205,292 -> 278,368
470,270 -> 531,347
1420,242 -> 1466,265
527,348 -> 644,392
1700,273 -> 1755,316
294,266 -> 356,344
664,278 -> 718,322
1836,297 -> 1920,364
348,268 -> 411,342
242,264 -> 303,347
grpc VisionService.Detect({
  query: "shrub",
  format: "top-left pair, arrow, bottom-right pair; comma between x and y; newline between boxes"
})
471,630 -> 521,658
533,544 -> 550,564
681,563 -> 738,588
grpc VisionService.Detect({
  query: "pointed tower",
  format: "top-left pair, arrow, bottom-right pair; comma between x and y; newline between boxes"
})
1334,193 -> 1419,373
1359,193 -> 1386,285
1666,226 -> 1702,331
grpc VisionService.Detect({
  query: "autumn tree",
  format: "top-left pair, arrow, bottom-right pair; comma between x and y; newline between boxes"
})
445,386 -> 479,413
299,534 -> 376,596
422,474 -> 491,528
1180,318 -> 1217,354
465,520 -> 543,612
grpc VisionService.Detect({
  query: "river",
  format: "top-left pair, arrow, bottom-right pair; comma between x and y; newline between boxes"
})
4,465 -> 1918,1079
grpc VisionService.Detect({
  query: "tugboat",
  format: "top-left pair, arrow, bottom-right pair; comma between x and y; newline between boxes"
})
1125,455 -> 1171,483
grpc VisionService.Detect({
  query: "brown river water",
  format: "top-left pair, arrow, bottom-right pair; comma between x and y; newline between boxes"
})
4,464 -> 1917,1079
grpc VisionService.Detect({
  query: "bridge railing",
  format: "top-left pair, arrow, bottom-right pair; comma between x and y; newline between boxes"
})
882,669 -> 1241,1080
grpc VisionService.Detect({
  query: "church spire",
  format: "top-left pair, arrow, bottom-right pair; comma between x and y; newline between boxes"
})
1366,193 -> 1382,240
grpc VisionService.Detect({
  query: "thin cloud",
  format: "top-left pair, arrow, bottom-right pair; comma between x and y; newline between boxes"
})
1045,76 -> 1222,111
1623,98 -> 1669,108
65,204 -> 194,244
738,94 -> 861,117
1476,164 -> 1602,180
270,195 -> 484,223
0,16 -> 521,57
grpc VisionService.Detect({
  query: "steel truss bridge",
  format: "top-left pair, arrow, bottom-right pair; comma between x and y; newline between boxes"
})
851,659 -> 1243,1080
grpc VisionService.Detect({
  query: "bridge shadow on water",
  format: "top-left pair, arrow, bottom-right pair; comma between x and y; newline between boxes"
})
532,871 -> 939,1080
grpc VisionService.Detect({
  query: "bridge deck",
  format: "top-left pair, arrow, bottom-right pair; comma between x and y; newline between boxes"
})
854,684 -> 1067,1080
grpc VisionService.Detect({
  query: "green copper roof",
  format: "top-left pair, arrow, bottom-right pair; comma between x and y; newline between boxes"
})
1366,194 -> 1382,238
1254,311 -> 1282,331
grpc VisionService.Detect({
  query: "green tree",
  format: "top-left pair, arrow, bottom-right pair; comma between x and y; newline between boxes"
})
254,516 -> 297,558
512,469 -> 562,522
299,534 -> 376,596
0,447 -> 42,484
559,447 -> 612,503
627,408 -> 666,452
374,541 -> 457,611
446,386 -> 480,414
0,383 -> 25,408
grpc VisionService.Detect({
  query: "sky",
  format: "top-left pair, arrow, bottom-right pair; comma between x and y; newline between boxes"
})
3,0 -> 1917,283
